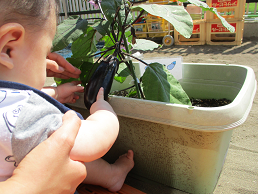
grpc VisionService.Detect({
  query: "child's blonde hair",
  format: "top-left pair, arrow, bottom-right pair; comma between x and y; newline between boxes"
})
0,0 -> 59,30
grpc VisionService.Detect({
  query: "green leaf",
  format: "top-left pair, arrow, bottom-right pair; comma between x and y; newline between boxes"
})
127,90 -> 137,98
101,0 -> 132,26
54,57 -> 94,86
179,0 -> 235,32
52,16 -> 88,52
100,0 -> 123,21
100,35 -> 117,57
114,63 -> 131,83
131,4 -> 193,38
67,58 -> 95,86
132,39 -> 160,51
92,20 -> 111,36
71,26 -> 98,60
80,61 -> 100,86
142,63 -> 191,105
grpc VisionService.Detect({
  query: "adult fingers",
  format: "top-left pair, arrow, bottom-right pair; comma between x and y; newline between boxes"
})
47,52 -> 81,75
49,110 -> 81,149
46,59 -> 65,73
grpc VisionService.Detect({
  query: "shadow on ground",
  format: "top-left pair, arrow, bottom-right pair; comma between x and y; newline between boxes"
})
138,37 -> 258,57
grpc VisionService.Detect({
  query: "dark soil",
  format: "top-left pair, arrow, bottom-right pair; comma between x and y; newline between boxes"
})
111,90 -> 232,107
190,98 -> 232,107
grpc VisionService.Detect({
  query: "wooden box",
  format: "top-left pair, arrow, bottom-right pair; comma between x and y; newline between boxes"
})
174,19 -> 206,45
206,0 -> 246,22
206,20 -> 244,45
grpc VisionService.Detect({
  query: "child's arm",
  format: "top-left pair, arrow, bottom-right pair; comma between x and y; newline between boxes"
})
42,81 -> 84,104
69,87 -> 119,162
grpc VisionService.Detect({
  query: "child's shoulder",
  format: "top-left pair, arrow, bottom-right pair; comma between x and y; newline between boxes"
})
0,80 -> 65,111
0,80 -> 83,119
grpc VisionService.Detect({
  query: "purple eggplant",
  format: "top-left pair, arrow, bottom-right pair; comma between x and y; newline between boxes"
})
84,56 -> 119,110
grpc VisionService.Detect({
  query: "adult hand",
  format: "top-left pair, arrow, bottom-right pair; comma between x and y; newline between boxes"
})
47,52 -> 81,79
0,111 -> 86,194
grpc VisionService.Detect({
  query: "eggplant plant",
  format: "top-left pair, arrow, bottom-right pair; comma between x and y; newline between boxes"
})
53,0 -> 235,109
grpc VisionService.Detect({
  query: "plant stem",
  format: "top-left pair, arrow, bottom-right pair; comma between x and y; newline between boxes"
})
98,0 -> 107,20
123,45 -> 141,98
122,52 -> 149,66
88,45 -> 115,58
117,3 -> 141,99
126,9 -> 145,28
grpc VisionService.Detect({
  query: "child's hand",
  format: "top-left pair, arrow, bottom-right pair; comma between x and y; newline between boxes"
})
56,81 -> 84,104
90,87 -> 115,115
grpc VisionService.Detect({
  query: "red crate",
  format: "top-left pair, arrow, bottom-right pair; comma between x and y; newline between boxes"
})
206,0 -> 246,22
174,19 -> 206,45
206,20 -> 244,45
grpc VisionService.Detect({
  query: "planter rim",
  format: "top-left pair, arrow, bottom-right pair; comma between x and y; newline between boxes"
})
69,63 -> 257,132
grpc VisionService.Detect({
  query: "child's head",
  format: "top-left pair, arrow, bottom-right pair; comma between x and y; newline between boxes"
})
0,0 -> 60,30
0,0 -> 59,89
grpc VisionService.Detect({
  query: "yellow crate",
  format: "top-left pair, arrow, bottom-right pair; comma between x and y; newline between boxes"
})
146,14 -> 163,20
206,0 -> 246,22
206,20 -> 244,45
148,0 -> 177,4
174,19 -> 206,45
146,16 -> 171,38
133,23 -> 147,38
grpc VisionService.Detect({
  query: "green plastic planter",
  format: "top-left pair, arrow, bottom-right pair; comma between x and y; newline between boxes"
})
70,63 -> 257,194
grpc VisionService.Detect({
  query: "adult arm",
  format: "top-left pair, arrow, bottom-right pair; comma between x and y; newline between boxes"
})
0,111 -> 86,194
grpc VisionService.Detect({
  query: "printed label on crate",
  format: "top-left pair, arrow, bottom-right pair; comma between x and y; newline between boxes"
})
211,23 -> 236,32
211,0 -> 237,7
193,24 -> 200,33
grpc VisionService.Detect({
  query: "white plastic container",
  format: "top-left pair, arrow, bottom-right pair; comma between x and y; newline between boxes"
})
70,63 -> 257,194
110,62 -> 141,92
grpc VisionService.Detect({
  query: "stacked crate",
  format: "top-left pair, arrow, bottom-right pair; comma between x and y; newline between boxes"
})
206,0 -> 246,45
174,4 -> 206,45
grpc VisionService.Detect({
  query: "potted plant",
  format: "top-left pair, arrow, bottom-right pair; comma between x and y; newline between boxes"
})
52,0 -> 257,193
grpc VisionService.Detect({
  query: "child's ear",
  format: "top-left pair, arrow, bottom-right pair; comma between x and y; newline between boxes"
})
0,23 -> 25,69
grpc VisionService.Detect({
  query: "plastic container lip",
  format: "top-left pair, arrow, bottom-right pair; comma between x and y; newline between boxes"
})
108,63 -> 257,132
181,63 -> 255,106
71,63 -> 257,132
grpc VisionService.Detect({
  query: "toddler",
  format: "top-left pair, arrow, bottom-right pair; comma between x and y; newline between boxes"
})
0,0 -> 134,192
